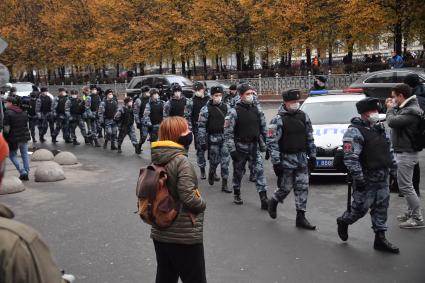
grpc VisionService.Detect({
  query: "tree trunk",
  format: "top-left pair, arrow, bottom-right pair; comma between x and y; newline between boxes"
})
215,54 -> 219,72
181,55 -> 186,75
140,62 -> 145,76
171,57 -> 176,74
116,63 -> 120,78
202,54 -> 207,79
328,44 -> 333,66
394,22 -> 402,55
248,47 -> 255,70
347,42 -> 354,64
192,58 -> 197,76
236,51 -> 244,71
159,57 -> 163,74
306,48 -> 312,66
288,49 -> 292,67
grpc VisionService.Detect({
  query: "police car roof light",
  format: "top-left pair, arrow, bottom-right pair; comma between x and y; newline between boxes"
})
309,90 -> 328,96
343,88 -> 364,93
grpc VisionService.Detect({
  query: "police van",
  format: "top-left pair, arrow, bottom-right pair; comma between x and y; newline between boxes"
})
300,90 -> 366,175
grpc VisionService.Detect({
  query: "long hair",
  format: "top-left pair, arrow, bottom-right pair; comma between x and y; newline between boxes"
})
158,117 -> 188,143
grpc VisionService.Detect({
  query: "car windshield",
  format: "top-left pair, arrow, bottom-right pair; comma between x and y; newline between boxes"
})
301,101 -> 359,125
167,76 -> 193,86
14,84 -> 33,92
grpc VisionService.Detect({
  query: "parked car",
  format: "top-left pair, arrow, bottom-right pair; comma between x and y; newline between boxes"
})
5,82 -> 35,97
199,80 -> 231,95
126,75 -> 194,99
348,68 -> 425,100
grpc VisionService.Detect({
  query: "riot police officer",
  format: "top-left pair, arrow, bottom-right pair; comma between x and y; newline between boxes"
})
198,86 -> 232,192
36,87 -> 54,143
267,89 -> 317,230
115,97 -> 140,154
142,88 -> 164,143
133,85 -> 150,153
82,86 -> 101,147
163,83 -> 191,128
224,83 -> 268,209
52,88 -> 70,143
27,87 -> 39,143
224,84 -> 237,106
98,89 -> 118,150
336,97 -> 399,253
65,89 -> 88,145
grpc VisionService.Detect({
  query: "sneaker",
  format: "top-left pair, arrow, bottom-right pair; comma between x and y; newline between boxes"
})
399,217 -> 425,229
396,212 -> 411,222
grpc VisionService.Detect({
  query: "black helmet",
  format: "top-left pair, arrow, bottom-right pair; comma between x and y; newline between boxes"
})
170,83 -> 182,93
141,85 -> 150,93
193,81 -> 205,91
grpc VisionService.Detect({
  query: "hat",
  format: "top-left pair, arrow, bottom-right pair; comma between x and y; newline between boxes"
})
40,87 -> 48,92
210,86 -> 224,95
149,88 -> 159,95
141,85 -> 150,93
89,84 -> 97,90
282,89 -> 301,101
404,73 -> 420,88
237,83 -> 254,95
0,134 -> 9,162
58,87 -> 66,92
9,87 -> 17,93
105,89 -> 113,95
6,95 -> 19,105
124,97 -> 132,104
229,84 -> 237,91
356,97 -> 380,114
193,81 -> 205,91
70,89 -> 78,95
316,75 -> 327,83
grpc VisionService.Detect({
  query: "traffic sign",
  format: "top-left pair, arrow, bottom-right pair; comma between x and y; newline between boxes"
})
0,63 -> 10,87
0,37 -> 7,54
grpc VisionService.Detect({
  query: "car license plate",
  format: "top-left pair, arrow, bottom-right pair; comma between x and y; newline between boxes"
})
316,159 -> 334,168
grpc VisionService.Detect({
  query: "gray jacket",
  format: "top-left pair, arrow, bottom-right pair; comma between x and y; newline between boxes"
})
386,96 -> 423,153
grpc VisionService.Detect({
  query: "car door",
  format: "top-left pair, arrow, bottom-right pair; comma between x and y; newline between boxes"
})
126,77 -> 154,97
362,71 -> 397,100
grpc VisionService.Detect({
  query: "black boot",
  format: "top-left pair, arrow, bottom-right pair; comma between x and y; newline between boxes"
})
135,143 -> 142,154
84,137 -> 91,145
337,217 -> 349,241
32,137 -> 37,143
103,140 -> 108,149
374,231 -> 399,254
65,139 -> 72,144
221,178 -> 232,193
200,168 -> 206,180
214,173 -> 220,182
40,136 -> 46,143
268,197 -> 279,219
296,210 -> 316,230
208,169 -> 215,185
93,138 -> 101,147
98,132 -> 103,139
259,191 -> 268,210
52,136 -> 57,143
111,142 -> 118,151
233,190 -> 243,205
73,139 -> 80,146
117,145 -> 122,153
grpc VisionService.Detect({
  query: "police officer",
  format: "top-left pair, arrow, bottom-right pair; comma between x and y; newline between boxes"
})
224,84 -> 237,106
187,81 -> 210,179
198,86 -> 232,193
52,88 -> 71,143
224,83 -> 268,209
142,88 -> 164,143
336,97 -> 399,253
98,89 -> 118,150
310,75 -> 327,91
90,85 -> 103,139
115,97 -> 140,154
267,89 -> 317,230
66,89 -> 88,145
82,86 -> 101,147
133,85 -> 150,154
36,87 -> 54,143
27,86 -> 39,143
163,83 -> 191,128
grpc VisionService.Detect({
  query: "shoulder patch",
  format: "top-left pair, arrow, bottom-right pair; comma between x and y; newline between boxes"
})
343,142 -> 353,153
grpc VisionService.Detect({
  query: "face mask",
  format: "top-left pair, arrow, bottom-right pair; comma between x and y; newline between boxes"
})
144,92 -> 150,97
178,132 -> 193,150
288,102 -> 300,111
195,91 -> 204,98
213,96 -> 222,104
152,94 -> 159,100
174,92 -> 181,99
244,95 -> 253,104
368,112 -> 380,124
127,102 -> 133,108
107,94 -> 113,100
91,90 -> 97,94
71,95 -> 78,99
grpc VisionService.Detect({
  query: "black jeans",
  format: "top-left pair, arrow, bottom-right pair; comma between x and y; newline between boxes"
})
153,240 -> 206,283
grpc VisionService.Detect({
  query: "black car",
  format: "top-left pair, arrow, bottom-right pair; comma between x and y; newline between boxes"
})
348,68 -> 425,100
125,75 -> 194,99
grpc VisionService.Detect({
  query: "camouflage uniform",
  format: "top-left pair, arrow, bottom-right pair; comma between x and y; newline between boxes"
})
198,101 -> 231,180
82,94 -> 96,139
27,92 -> 39,142
142,99 -> 164,143
52,95 -> 70,141
225,101 -> 268,194
266,105 -> 316,211
35,94 -> 54,140
98,99 -> 118,144
339,117 -> 397,232
163,97 -> 192,129
133,94 -> 150,145
65,97 -> 87,143
115,105 -> 138,146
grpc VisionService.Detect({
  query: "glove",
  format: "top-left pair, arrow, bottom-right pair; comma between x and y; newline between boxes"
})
136,123 -> 141,129
200,144 -> 207,151
265,150 -> 270,160
355,179 -> 367,192
273,163 -> 284,177
308,157 -> 317,171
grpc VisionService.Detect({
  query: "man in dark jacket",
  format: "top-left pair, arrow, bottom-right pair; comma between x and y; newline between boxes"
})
36,87 -> 54,143
386,84 -> 424,229
28,86 -> 39,143
3,95 -> 31,180
51,88 -> 70,143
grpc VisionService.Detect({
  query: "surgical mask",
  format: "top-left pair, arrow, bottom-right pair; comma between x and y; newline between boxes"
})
107,94 -> 113,100
244,95 -> 253,104
152,94 -> 159,100
212,96 -> 222,104
178,132 -> 193,150
127,102 -> 133,108
144,92 -> 150,97
71,95 -> 78,99
288,102 -> 300,111
91,90 -> 97,94
195,91 -> 204,98
174,91 -> 182,99
368,112 -> 380,124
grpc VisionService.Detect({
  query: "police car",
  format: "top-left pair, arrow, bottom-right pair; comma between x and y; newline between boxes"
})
300,90 -> 366,175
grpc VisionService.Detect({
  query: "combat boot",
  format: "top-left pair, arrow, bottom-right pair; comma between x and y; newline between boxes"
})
208,169 -> 215,186
233,190 -> 243,205
32,137 -> 37,143
200,168 -> 206,180
40,135 -> 46,143
73,139 -> 80,146
103,140 -> 108,149
337,217 -> 349,241
296,210 -> 316,230
117,145 -> 122,153
84,137 -> 91,145
51,136 -> 57,143
93,138 -> 101,147
259,191 -> 268,210
65,139 -> 72,144
221,178 -> 232,193
111,142 -> 118,151
374,231 -> 399,254
268,197 -> 279,219
135,143 -> 142,154
214,173 -> 220,182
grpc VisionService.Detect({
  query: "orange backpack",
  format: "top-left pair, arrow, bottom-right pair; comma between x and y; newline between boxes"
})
136,164 -> 180,228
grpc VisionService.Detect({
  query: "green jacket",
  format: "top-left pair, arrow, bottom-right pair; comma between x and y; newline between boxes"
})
150,140 -> 206,245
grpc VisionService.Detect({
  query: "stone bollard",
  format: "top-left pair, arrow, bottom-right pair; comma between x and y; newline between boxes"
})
31,149 -> 54,162
54,152 -> 78,166
34,161 -> 66,182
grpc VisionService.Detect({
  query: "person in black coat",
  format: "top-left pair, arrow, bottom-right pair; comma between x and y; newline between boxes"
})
3,95 -> 31,181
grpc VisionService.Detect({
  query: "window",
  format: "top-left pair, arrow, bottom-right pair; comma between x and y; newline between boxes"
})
301,101 -> 360,125
133,77 -> 154,89
364,72 -> 396,83
154,77 -> 170,88
396,72 -> 425,83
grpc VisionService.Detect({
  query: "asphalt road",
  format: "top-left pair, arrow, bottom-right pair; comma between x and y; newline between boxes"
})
1,104 -> 424,283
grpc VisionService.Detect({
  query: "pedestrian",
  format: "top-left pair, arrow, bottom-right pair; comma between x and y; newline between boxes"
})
98,89 -> 118,150
266,89 -> 317,230
28,86 -> 39,143
36,87 -> 54,143
133,85 -> 150,154
142,88 -> 164,144
386,84 -> 424,228
114,97 -> 139,154
389,51 -> 404,69
336,97 -> 399,253
198,85 -> 232,193
66,89 -> 88,146
187,81 -> 210,179
3,95 -> 31,181
224,83 -> 269,209
163,83 -> 191,129
52,88 -> 71,143
150,116 -> 206,283
311,75 -> 327,91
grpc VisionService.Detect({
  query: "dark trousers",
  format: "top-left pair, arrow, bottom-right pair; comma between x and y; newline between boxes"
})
413,162 -> 421,196
153,240 -> 206,283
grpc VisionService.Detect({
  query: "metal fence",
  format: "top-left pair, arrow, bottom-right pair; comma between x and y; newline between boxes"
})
42,72 -> 363,96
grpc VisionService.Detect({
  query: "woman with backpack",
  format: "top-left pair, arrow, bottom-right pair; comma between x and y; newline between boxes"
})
150,116 -> 207,283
